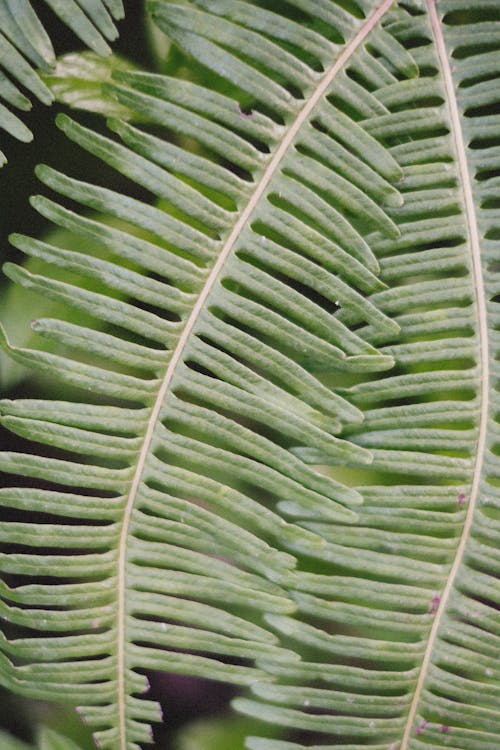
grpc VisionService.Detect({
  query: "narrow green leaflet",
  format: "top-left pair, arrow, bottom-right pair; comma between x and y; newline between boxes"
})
0,1 -> 499,750
40,52 -> 139,119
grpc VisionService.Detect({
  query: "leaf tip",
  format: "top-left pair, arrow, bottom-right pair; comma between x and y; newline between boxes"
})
54,112 -> 72,132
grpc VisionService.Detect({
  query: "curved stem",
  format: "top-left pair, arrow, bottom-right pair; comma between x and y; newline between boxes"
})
115,0 -> 397,745
400,1 -> 489,745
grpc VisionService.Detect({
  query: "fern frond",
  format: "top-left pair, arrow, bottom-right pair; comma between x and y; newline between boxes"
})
0,1 -> 499,750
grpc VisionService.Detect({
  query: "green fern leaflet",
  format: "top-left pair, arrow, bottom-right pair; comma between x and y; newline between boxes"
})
0,0 -> 124,164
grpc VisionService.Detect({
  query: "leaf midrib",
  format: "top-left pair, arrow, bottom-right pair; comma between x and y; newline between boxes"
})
400,1 -> 490,746
115,1 -> 397,745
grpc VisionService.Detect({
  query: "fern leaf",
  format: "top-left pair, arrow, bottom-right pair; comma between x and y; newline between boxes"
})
0,1 -> 499,750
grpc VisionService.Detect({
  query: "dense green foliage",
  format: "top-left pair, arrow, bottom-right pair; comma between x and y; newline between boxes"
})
0,1 -> 499,749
